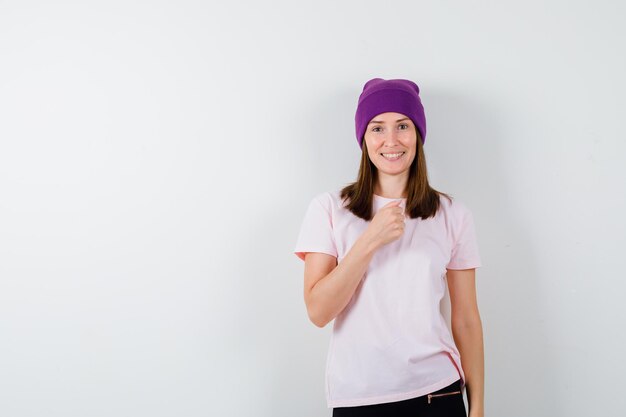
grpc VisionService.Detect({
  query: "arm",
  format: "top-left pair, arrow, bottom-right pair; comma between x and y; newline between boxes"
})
303,235 -> 378,328
447,267 -> 484,417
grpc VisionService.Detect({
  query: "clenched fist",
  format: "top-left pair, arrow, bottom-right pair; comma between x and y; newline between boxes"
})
363,200 -> 406,250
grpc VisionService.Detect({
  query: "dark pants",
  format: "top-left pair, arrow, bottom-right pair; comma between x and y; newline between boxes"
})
332,379 -> 466,417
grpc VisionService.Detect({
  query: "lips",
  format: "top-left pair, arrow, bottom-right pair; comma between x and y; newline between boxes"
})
380,151 -> 405,161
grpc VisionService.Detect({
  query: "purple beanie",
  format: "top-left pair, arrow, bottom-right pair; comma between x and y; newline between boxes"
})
354,78 -> 426,149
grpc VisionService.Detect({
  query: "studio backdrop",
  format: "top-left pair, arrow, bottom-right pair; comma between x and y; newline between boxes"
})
0,1 -> 624,416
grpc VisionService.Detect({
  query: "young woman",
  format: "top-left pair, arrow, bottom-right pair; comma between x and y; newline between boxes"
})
294,78 -> 484,417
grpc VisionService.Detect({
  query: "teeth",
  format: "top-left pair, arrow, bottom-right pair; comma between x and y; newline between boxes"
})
382,152 -> 404,158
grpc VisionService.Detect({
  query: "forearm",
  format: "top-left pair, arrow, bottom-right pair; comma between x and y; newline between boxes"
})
309,236 -> 378,327
452,319 -> 485,416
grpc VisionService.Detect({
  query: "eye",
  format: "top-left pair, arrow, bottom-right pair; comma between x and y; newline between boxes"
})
399,123 -> 409,130
372,126 -> 381,132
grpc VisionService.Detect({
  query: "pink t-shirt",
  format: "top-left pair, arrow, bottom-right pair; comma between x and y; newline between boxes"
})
293,189 -> 482,408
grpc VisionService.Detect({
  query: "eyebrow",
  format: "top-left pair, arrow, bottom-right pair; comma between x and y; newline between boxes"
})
368,117 -> 409,124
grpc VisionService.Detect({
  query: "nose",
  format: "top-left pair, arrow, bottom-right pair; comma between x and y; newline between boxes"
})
384,129 -> 400,145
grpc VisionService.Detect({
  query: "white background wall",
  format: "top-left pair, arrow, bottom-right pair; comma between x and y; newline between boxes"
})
1,1 -> 624,416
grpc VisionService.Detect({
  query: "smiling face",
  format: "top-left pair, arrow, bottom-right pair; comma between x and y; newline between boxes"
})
363,112 -> 417,176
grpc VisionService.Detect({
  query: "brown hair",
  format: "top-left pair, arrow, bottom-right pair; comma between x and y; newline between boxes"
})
339,129 -> 453,221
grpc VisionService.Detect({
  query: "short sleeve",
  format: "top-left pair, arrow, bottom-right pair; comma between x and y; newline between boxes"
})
446,202 -> 482,270
293,194 -> 338,261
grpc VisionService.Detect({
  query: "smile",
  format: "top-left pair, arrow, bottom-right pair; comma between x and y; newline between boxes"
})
380,152 -> 405,161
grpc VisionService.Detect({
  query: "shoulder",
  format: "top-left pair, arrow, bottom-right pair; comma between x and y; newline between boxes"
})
310,189 -> 345,212
438,193 -> 471,215
436,193 -> 476,228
